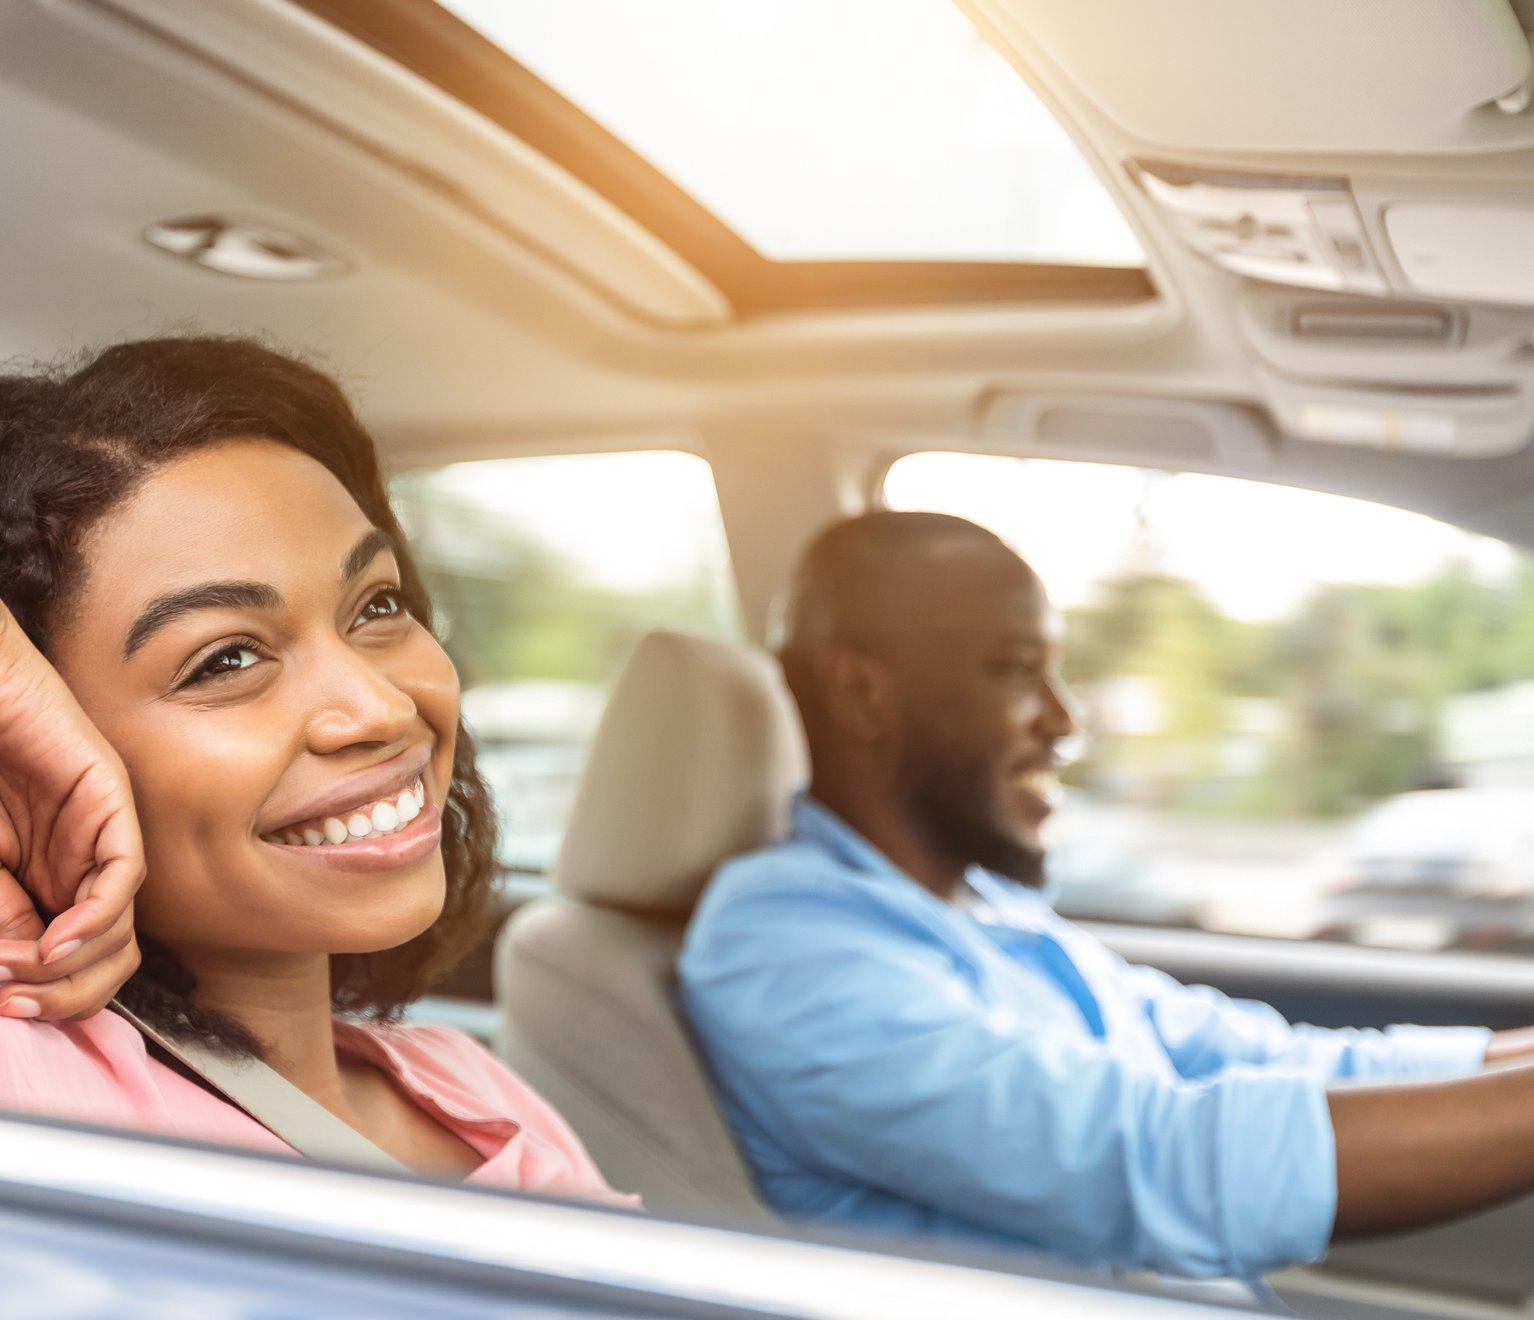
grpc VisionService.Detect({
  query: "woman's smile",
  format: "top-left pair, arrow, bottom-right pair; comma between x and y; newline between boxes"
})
257,743 -> 439,862
265,778 -> 426,848
260,785 -> 443,875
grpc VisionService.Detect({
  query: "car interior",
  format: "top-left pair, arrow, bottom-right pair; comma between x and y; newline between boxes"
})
11,0 -> 1534,1314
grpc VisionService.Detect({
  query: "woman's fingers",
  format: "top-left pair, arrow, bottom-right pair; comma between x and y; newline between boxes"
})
0,904 -> 134,985
0,868 -> 45,944
0,939 -> 140,1022
0,779 -> 142,963
37,845 -> 144,963
0,601 -> 145,973
0,865 -> 141,1024
0,905 -> 138,1021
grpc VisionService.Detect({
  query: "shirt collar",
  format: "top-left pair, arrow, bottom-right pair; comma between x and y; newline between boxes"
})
789,792 -> 909,882
790,791 -> 1059,923
964,867 -> 1057,926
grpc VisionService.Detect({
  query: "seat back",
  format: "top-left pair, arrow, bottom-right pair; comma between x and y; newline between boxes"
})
494,630 -> 807,1219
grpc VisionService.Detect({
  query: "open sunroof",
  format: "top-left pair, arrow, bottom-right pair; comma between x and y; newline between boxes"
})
295,0 -> 1156,314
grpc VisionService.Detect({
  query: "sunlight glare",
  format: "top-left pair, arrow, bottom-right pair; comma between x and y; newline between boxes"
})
424,450 -> 731,590
884,453 -> 1516,620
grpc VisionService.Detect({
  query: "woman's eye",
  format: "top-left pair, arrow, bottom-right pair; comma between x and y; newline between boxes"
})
356,587 -> 408,626
184,644 -> 264,688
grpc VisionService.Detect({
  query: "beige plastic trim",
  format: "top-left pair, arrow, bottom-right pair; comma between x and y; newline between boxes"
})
50,0 -> 730,328
978,0 -> 1534,155
1385,202 -> 1534,304
979,391 -> 1277,474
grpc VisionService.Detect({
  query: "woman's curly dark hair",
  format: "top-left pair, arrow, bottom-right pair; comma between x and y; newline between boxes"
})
0,336 -> 498,1055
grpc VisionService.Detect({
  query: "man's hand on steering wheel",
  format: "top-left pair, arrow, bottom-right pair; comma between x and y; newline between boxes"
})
0,603 -> 143,1020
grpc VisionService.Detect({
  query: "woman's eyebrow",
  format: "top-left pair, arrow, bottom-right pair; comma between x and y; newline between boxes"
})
124,582 -> 282,659
341,528 -> 396,584
124,531 -> 396,660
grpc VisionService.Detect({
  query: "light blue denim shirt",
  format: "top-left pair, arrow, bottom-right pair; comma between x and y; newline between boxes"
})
678,795 -> 1492,1280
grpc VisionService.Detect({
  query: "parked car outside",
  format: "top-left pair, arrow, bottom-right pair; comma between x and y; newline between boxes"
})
1047,793 -> 1198,928
1315,788 -> 1534,953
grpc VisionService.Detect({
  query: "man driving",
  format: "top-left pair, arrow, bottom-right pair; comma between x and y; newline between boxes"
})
679,510 -> 1534,1281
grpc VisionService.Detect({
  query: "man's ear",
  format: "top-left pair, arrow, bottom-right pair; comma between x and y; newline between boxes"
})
820,649 -> 896,744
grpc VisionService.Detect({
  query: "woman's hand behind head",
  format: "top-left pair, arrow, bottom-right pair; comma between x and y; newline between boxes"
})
0,602 -> 144,1019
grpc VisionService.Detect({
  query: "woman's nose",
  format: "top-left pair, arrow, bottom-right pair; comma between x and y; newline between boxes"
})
305,648 -> 418,754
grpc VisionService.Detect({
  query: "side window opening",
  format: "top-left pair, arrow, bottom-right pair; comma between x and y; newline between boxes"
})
886,452 -> 1534,958
392,451 -> 740,878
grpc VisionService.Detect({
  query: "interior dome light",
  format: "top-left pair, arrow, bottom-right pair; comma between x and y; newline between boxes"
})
143,215 -> 344,281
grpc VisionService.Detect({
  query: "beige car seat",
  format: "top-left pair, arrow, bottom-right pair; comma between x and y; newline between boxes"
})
493,630 -> 808,1221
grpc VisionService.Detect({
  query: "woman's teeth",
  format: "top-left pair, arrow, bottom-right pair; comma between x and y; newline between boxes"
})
271,780 -> 426,848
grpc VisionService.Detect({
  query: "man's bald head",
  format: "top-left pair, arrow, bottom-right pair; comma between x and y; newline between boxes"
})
778,511 -> 1039,656
774,511 -> 1072,891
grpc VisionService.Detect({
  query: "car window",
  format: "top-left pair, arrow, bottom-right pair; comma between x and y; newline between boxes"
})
886,452 -> 1534,958
438,0 -> 1144,267
392,451 -> 740,874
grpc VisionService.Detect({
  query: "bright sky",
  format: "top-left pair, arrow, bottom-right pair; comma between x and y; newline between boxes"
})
424,451 -> 734,590
885,453 -> 1519,621
421,450 -> 1518,622
436,0 -> 1143,265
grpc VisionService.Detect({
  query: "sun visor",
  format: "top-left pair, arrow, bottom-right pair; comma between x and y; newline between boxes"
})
990,0 -> 1534,153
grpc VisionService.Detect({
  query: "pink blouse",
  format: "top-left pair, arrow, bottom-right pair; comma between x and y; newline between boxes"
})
0,1011 -> 633,1204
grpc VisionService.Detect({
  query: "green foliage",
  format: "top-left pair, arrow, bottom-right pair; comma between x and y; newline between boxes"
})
1062,555 -> 1534,820
398,469 -> 1534,824
391,474 -> 735,693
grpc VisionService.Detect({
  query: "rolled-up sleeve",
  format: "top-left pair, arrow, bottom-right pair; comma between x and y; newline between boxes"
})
1124,962 -> 1491,1083
680,875 -> 1337,1279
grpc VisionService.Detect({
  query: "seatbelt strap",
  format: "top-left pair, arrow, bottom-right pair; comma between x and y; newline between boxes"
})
110,999 -> 409,1174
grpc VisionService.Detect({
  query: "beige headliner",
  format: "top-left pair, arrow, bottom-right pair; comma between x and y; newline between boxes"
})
8,0 -> 1534,633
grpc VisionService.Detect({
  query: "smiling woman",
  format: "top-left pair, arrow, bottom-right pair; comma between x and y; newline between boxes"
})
0,338 -> 630,1197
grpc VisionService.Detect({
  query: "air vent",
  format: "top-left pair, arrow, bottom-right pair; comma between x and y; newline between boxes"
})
1289,304 -> 1459,343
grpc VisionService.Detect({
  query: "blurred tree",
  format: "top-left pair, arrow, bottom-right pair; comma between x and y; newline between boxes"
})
1063,554 -> 1534,820
391,473 -> 734,693
402,466 -> 1534,825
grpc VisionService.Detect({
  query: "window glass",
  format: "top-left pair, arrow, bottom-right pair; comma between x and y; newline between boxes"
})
392,451 -> 739,873
435,0 -> 1144,267
886,452 -> 1534,957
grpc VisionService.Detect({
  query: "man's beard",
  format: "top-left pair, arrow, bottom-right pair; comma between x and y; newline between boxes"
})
898,740 -> 1046,888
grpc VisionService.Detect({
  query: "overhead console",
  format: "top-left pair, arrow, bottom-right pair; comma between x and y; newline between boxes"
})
1384,204 -> 1534,305
1136,161 -> 1534,312
981,0 -> 1534,458
1133,160 -> 1534,457
1134,163 -> 1385,297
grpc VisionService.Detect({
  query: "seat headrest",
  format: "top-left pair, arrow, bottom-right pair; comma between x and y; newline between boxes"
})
553,631 -> 808,916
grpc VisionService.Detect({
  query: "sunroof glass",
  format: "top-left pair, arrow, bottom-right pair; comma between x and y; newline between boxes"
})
434,0 -> 1145,267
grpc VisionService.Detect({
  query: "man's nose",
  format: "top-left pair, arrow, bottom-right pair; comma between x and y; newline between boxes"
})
1039,672 -> 1081,742
305,645 -> 418,754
